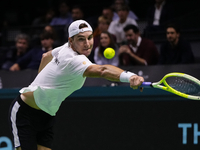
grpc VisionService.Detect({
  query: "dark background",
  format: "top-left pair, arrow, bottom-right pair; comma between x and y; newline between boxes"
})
0,0 -> 199,27
1,0 -> 200,48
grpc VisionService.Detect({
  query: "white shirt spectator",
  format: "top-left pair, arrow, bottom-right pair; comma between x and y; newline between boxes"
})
153,1 -> 166,25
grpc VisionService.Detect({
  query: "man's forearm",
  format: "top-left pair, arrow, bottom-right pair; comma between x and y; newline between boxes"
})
84,64 -> 144,89
84,64 -> 124,81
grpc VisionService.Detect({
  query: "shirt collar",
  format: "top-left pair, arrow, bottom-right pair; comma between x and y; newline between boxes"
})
129,36 -> 142,53
137,36 -> 142,47
130,36 -> 141,47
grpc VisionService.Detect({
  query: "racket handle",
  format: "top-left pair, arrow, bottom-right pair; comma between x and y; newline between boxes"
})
141,82 -> 152,88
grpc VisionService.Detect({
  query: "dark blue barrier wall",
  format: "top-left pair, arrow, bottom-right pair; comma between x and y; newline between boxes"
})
1,86 -> 200,150
1,64 -> 200,88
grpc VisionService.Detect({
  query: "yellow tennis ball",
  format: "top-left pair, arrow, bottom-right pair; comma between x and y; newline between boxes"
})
103,48 -> 115,59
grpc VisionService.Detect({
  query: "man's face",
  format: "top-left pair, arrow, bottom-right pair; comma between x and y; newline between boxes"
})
70,31 -> 93,57
98,21 -> 109,32
59,3 -> 69,15
41,38 -> 54,49
125,29 -> 138,45
117,10 -> 128,21
102,9 -> 113,21
72,8 -> 83,21
16,39 -> 29,53
166,27 -> 179,44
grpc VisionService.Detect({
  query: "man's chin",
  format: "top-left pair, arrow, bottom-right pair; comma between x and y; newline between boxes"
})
83,51 -> 91,57
86,53 -> 91,57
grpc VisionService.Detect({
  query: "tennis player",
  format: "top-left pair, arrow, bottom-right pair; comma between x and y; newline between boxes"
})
9,20 -> 144,150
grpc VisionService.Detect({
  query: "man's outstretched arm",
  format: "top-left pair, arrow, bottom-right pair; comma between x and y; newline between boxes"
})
83,64 -> 144,89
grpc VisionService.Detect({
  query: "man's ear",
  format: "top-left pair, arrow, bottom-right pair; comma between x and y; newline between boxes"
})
68,37 -> 74,47
68,37 -> 72,44
177,33 -> 180,38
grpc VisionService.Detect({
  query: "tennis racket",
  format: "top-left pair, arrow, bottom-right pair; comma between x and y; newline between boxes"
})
141,72 -> 200,100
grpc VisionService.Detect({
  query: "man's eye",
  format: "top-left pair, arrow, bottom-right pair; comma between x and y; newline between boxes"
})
79,38 -> 84,41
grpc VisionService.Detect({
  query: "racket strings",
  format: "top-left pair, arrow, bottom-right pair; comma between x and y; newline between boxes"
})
165,77 -> 200,96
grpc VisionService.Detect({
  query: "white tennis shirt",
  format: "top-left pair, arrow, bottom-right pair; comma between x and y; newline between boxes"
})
20,42 -> 93,116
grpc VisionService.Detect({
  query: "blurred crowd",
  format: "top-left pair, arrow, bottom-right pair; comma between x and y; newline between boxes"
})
0,0 -> 197,72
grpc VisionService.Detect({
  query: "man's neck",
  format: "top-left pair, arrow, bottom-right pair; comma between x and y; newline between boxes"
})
17,50 -> 25,56
170,38 -> 179,47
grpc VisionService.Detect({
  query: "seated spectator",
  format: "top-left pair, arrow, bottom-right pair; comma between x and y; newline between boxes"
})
32,8 -> 55,27
94,31 -> 119,66
1,33 -> 30,70
71,5 -> 84,21
111,0 -> 138,20
144,0 -> 175,33
102,6 -> 114,22
158,23 -> 195,64
72,5 -> 96,28
50,1 -> 73,26
93,16 -> 112,41
118,24 -> 159,66
9,31 -> 55,71
44,25 -> 62,46
108,4 -> 138,46
31,25 -> 61,47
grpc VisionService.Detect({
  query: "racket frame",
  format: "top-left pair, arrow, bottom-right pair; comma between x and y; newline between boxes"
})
148,72 -> 200,100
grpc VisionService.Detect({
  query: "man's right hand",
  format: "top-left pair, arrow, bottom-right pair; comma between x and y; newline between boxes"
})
129,75 -> 144,90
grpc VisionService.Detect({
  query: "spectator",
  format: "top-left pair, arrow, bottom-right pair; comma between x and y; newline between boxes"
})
108,4 -> 138,46
44,25 -> 56,33
111,0 -> 138,20
145,0 -> 175,33
71,5 -> 97,28
70,5 -> 96,30
31,25 -> 61,47
44,25 -> 62,46
118,24 -> 159,66
1,33 -> 30,70
50,1 -> 73,26
9,31 -> 55,71
94,31 -> 119,66
32,9 -> 55,27
102,6 -> 115,22
71,5 -> 84,21
93,16 -> 112,39
158,23 -> 195,64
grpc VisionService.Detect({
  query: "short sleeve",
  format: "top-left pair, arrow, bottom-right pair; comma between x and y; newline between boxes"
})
69,55 -> 94,76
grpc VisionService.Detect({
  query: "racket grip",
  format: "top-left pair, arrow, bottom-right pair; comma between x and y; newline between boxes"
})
141,82 -> 152,88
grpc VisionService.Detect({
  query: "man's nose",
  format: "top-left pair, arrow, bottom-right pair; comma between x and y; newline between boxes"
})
85,39 -> 90,47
